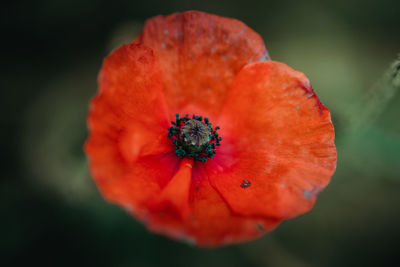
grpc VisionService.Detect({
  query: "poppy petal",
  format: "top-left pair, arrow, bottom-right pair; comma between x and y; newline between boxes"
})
85,43 -> 179,213
137,11 -> 269,118
148,158 -> 193,220
142,163 -> 281,247
208,61 -> 337,219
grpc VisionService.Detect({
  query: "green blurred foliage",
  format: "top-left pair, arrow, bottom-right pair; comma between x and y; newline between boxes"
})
2,0 -> 400,266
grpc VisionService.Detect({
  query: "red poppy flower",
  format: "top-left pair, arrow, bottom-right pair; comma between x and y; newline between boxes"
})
85,11 -> 337,247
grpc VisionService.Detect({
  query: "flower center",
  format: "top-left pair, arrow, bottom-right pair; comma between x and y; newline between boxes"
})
168,114 -> 221,162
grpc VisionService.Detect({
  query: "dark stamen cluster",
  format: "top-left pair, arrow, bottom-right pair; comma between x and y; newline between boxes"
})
167,114 -> 222,162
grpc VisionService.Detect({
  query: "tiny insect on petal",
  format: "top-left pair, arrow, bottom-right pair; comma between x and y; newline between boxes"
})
240,178 -> 251,188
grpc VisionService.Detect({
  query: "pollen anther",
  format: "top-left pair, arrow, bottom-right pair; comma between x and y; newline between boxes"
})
167,114 -> 221,162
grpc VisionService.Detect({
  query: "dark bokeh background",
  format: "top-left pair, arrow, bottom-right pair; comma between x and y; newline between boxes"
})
2,0 -> 400,266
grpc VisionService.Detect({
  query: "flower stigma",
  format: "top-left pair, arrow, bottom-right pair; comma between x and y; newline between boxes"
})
168,114 -> 221,162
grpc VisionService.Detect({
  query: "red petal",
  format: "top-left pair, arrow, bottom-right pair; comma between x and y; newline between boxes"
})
142,163 -> 281,247
148,158 -> 193,220
137,11 -> 269,118
208,61 -> 337,219
85,43 -> 178,213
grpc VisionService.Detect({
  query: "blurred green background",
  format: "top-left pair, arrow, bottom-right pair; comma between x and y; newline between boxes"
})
2,0 -> 400,266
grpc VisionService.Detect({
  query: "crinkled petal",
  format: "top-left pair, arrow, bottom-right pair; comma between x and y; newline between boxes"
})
207,61 -> 337,219
137,10 -> 269,118
142,163 -> 281,247
85,43 -> 178,213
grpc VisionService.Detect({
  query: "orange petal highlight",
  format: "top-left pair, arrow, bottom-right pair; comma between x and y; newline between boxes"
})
148,158 -> 193,220
137,11 -> 269,118
208,61 -> 337,219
